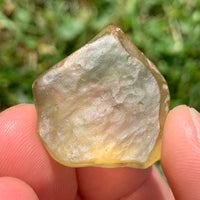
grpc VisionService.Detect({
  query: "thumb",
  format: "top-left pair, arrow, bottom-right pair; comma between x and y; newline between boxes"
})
161,105 -> 200,200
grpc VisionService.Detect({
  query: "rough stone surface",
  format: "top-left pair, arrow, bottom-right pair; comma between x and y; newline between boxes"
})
33,25 -> 170,168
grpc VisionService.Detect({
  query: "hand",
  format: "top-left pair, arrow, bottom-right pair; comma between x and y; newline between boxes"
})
0,104 -> 199,200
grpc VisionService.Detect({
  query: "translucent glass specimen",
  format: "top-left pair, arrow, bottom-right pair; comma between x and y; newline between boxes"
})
32,25 -> 170,168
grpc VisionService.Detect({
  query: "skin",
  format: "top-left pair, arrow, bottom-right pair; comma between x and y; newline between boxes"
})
0,104 -> 199,200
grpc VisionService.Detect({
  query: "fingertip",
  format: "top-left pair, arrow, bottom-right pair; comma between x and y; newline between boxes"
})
161,105 -> 200,199
0,104 -> 37,143
0,104 -> 77,200
0,177 -> 39,200
0,104 -> 36,120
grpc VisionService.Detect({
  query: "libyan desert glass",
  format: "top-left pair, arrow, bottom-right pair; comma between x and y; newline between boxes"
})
32,25 -> 170,168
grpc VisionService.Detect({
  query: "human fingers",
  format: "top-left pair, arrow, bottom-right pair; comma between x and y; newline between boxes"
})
0,177 -> 39,200
0,104 -> 77,200
76,163 -> 173,199
162,105 -> 200,200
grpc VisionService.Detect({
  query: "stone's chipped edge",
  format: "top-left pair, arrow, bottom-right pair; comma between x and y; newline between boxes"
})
144,56 -> 170,168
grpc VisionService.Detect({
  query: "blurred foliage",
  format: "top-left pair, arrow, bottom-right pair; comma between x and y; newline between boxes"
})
0,0 -> 200,111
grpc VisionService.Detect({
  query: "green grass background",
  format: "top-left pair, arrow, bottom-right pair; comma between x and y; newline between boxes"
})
0,0 -> 200,177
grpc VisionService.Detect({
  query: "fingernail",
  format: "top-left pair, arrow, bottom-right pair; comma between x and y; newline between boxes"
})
189,107 -> 200,143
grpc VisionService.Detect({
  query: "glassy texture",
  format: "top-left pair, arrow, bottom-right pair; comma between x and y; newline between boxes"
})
33,25 -> 170,168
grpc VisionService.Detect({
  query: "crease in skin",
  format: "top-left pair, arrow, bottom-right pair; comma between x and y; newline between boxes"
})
189,107 -> 200,147
119,168 -> 153,200
119,166 -> 173,200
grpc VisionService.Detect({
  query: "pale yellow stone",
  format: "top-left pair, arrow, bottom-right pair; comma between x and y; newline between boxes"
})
32,25 -> 170,168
